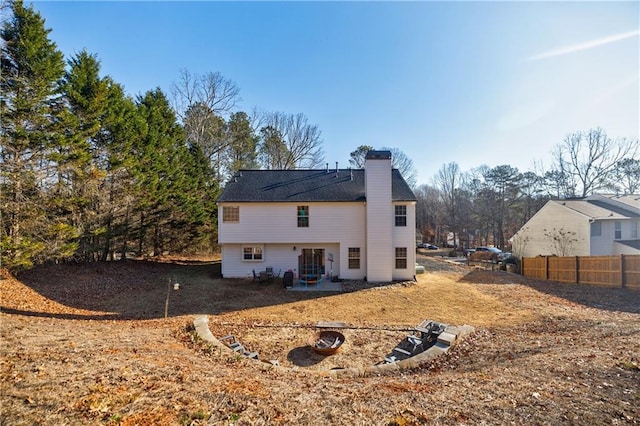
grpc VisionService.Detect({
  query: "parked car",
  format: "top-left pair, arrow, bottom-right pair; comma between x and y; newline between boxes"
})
426,244 -> 439,250
497,251 -> 510,261
464,248 -> 476,257
470,246 -> 502,263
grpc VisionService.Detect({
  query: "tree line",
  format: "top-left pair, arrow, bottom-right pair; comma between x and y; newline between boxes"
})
0,1 -> 324,270
2,1 -> 638,271
415,129 -> 639,251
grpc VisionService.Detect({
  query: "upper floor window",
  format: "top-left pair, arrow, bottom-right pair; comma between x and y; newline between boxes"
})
348,247 -> 360,269
614,221 -> 622,240
297,206 -> 309,227
632,221 -> 638,239
395,247 -> 407,269
223,206 -> 239,223
590,221 -> 601,237
243,246 -> 263,261
395,205 -> 407,227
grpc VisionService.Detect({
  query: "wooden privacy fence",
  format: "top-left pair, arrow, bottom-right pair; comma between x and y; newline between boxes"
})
522,255 -> 640,291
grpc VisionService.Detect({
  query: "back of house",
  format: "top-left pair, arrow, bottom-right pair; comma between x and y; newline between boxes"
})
216,150 -> 417,283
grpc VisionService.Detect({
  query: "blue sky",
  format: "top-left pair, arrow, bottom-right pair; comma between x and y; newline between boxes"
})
31,1 -> 639,186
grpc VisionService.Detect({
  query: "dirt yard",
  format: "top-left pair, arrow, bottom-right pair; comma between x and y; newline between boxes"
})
1,256 -> 638,425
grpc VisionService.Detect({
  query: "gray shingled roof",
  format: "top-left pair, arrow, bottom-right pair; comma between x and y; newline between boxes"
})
216,169 -> 416,203
616,240 -> 640,250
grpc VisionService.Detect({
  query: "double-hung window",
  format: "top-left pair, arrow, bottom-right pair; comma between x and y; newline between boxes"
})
348,248 -> 360,269
395,205 -> 407,227
395,247 -> 407,269
243,246 -> 263,261
223,206 -> 239,223
632,221 -> 638,239
297,206 -> 309,227
614,221 -> 622,240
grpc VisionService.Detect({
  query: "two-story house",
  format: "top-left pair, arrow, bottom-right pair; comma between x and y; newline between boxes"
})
512,194 -> 640,258
216,151 -> 417,282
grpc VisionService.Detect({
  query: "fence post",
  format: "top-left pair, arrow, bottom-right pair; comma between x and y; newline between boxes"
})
575,256 -> 580,284
621,254 -> 626,289
545,256 -> 549,280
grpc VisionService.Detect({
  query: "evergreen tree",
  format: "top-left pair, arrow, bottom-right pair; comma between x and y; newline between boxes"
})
225,111 -> 258,178
258,125 -> 289,170
56,50 -> 111,261
0,0 -> 67,269
133,88 -> 185,257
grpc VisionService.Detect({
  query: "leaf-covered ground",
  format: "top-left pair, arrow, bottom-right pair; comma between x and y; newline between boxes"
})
1,257 -> 638,425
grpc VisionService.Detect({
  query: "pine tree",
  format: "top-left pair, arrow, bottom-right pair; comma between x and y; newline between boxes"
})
226,111 -> 258,178
55,50 -> 111,261
133,88 -> 185,257
1,0 -> 67,269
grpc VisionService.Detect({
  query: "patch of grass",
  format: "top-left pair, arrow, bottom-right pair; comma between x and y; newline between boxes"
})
179,409 -> 210,425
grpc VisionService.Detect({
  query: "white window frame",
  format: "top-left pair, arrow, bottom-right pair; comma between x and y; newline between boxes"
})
614,221 -> 622,240
632,221 -> 638,239
297,206 -> 309,228
348,247 -> 360,269
395,205 -> 407,227
395,247 -> 408,269
242,245 -> 263,261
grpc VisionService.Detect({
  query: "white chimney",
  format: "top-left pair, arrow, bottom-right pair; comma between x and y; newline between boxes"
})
365,150 -> 393,282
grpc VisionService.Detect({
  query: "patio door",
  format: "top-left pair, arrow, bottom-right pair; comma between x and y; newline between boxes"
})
299,248 -> 325,277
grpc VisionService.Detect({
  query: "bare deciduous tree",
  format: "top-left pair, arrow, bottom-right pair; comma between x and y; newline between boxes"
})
171,69 -> 240,121
552,128 -> 639,197
258,111 -> 324,169
543,227 -> 578,256
433,162 -> 463,248
381,146 -> 418,188
349,145 -> 417,187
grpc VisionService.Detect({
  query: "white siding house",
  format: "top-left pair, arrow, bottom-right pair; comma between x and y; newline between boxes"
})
512,194 -> 640,258
216,151 -> 417,282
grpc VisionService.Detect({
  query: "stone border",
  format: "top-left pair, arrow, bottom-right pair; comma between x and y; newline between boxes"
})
193,316 -> 474,377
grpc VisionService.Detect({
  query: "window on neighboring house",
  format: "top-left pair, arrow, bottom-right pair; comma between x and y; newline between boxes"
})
348,248 -> 360,269
243,246 -> 263,261
632,221 -> 638,239
590,221 -> 601,237
615,221 -> 622,240
395,205 -> 407,227
395,247 -> 407,269
222,206 -> 239,223
297,206 -> 309,227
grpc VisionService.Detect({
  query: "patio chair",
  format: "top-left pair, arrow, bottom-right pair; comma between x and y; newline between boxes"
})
252,270 -> 260,282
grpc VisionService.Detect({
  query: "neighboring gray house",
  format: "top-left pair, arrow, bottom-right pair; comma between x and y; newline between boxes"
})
512,194 -> 640,258
216,151 -> 417,282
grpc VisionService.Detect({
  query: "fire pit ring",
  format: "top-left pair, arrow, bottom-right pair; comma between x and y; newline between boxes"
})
309,330 -> 345,355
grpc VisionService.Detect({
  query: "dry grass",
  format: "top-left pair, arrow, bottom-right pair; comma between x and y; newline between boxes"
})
1,257 -> 639,425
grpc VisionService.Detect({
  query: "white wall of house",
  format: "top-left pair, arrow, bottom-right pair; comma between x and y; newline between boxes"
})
393,201 -> 417,281
512,201 -> 591,257
594,219 -> 640,255
221,243 -> 342,280
218,202 -> 366,279
365,155 -> 393,282
218,201 -> 417,280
